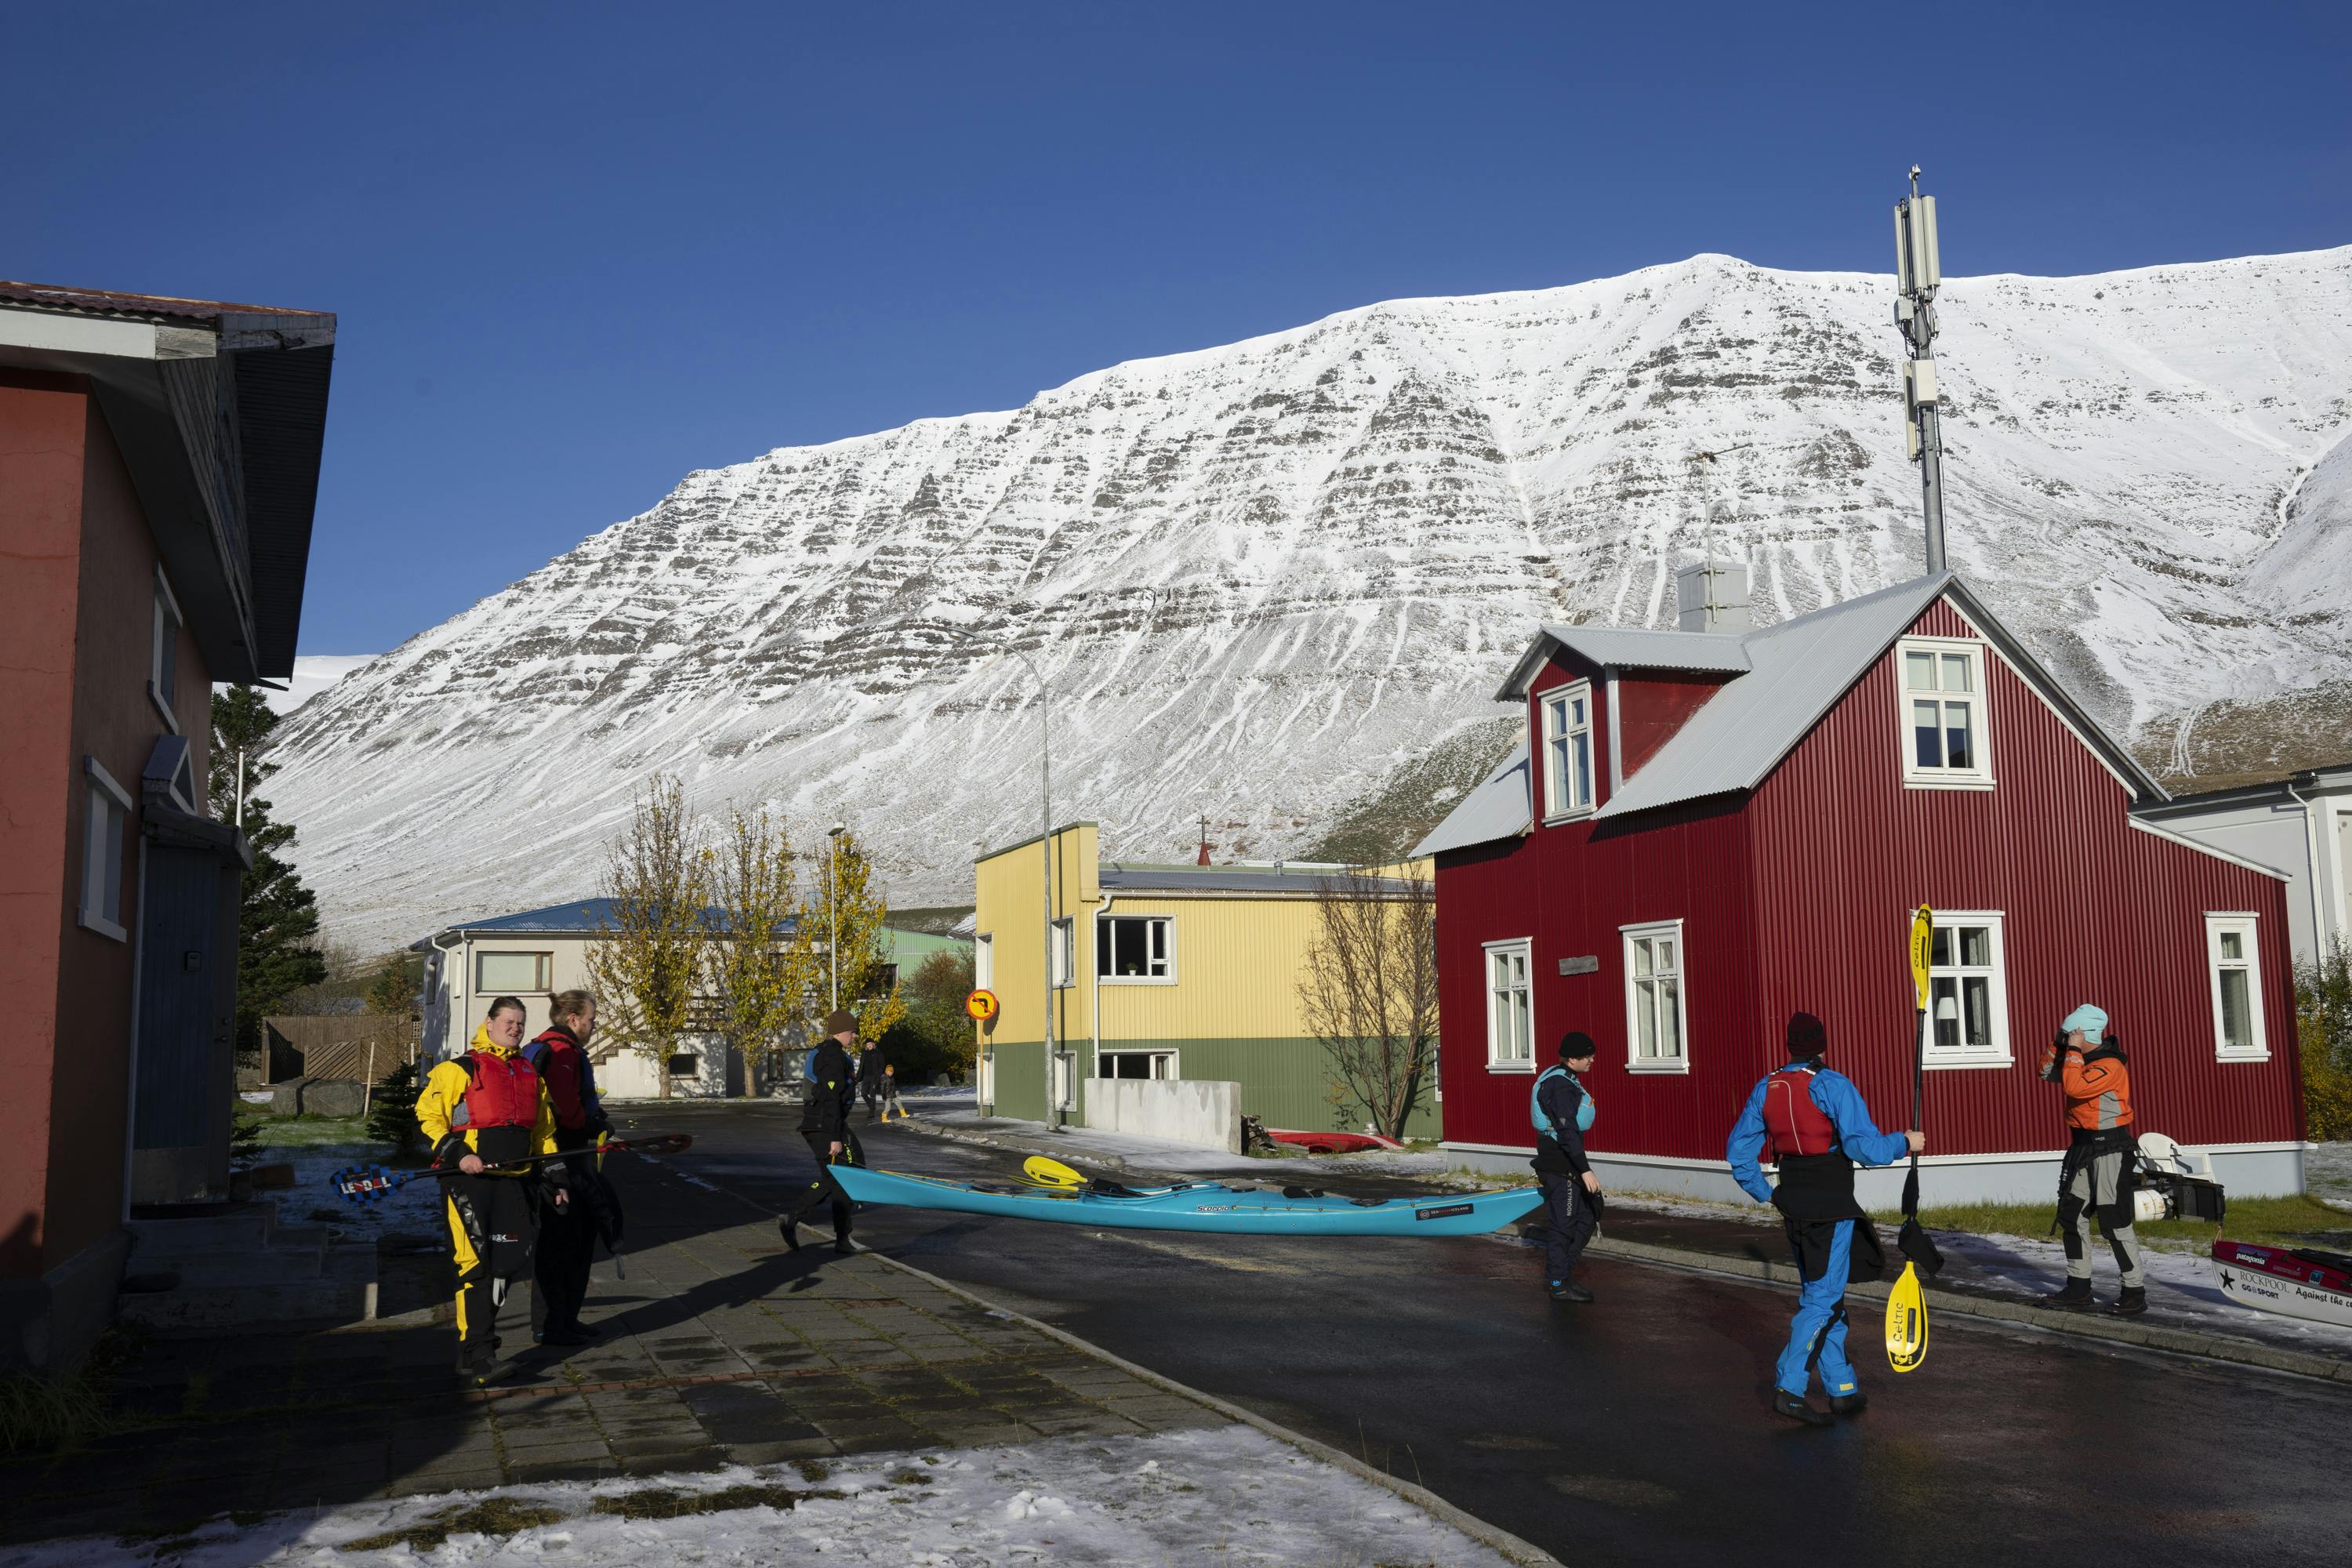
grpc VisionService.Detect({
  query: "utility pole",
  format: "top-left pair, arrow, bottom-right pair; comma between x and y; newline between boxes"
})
1893,166 -> 1947,575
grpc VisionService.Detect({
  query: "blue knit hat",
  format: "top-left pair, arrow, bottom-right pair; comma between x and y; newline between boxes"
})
2061,1004 -> 2108,1036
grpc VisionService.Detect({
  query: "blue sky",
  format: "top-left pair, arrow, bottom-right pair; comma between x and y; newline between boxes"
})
13,2 -> 2349,655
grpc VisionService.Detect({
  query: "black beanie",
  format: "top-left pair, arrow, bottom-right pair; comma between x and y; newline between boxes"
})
1558,1030 -> 1597,1062
1785,1012 -> 1828,1058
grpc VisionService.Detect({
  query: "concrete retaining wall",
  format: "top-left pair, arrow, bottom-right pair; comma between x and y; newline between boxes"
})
1084,1078 -> 1242,1153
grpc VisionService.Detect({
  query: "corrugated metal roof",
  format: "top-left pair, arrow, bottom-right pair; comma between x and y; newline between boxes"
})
1497,626 -> 1750,698
1598,575 -> 1955,819
0,278 -> 334,327
1100,864 -> 1422,896
417,898 -> 770,942
1413,741 -> 1532,858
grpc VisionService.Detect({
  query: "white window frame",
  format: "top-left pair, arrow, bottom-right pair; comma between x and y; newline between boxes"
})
2205,913 -> 2269,1062
150,566 -> 183,733
1096,913 -> 1176,985
1097,1048 -> 1179,1081
1483,938 -> 1535,1073
1050,917 -> 1076,989
1919,909 -> 2012,1069
80,757 -> 131,942
475,949 -> 554,994
1539,681 -> 1596,822
1896,636 -> 1993,789
974,932 -> 993,989
1621,919 -> 1690,1074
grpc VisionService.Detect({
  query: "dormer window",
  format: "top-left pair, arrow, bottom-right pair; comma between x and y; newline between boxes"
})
1541,681 -> 1595,820
1898,637 -> 1991,788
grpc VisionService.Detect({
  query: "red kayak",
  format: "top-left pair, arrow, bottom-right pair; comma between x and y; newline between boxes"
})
1265,1128 -> 1406,1154
2211,1238 -> 2352,1330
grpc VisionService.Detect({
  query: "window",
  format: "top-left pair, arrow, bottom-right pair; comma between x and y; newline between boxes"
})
1051,917 -> 1076,989
1097,915 -> 1174,982
151,568 -> 182,731
975,932 -> 993,989
1898,637 -> 1991,786
1922,912 -> 2010,1066
80,757 -> 130,942
1483,939 -> 1534,1069
667,1053 -> 700,1079
1621,920 -> 1688,1072
2206,914 -> 2267,1060
1540,682 -> 1595,819
476,950 -> 553,993
1099,1050 -> 1176,1080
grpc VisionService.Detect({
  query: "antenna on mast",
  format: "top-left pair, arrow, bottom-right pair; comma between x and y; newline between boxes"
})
1893,165 -> 1947,575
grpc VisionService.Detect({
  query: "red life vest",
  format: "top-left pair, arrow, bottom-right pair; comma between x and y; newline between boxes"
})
459,1051 -> 541,1130
1762,1065 -> 1837,1159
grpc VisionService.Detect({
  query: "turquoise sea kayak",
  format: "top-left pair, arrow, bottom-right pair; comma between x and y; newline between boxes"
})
829,1164 -> 1543,1237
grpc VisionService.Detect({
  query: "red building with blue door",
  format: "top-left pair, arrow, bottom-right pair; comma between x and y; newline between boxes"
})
1416,572 -> 2305,1205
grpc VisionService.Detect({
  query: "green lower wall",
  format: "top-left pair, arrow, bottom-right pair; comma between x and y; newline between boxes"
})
985,1036 -> 1440,1141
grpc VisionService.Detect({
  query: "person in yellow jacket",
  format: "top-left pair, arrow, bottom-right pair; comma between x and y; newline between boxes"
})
416,995 -> 568,1383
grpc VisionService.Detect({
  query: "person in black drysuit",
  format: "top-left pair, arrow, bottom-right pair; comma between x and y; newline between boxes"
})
1531,1031 -> 1602,1303
780,1009 -> 865,1255
857,1036 -> 889,1123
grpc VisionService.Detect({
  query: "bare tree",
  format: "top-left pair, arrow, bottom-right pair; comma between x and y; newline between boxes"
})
1296,866 -> 1439,1141
585,775 -> 710,1098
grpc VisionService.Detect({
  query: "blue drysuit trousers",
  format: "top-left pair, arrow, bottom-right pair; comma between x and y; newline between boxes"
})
1777,1218 -> 1858,1399
1540,1172 -> 1595,1283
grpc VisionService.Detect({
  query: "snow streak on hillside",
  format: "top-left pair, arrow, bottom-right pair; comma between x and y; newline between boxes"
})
275,249 -> 2352,949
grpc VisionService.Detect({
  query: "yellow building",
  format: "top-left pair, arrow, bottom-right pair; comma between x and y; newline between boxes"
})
970,822 -> 1438,1136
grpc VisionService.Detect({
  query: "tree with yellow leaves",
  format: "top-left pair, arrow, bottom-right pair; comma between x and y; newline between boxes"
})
782,826 -> 906,1053
704,804 -> 800,1093
585,775 -> 710,1099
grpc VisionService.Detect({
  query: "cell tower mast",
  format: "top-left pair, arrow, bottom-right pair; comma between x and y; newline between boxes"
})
1893,166 -> 1947,575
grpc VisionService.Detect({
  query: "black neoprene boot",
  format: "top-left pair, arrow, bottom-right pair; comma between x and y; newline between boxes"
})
833,1232 -> 856,1256
2041,1279 -> 2093,1309
1548,1281 -> 1594,1303
779,1216 -> 801,1253
2107,1286 -> 2147,1316
1829,1392 -> 1869,1416
1772,1389 -> 1833,1427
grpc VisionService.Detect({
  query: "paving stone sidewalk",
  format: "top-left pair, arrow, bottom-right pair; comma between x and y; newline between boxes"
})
0,1160 -> 1224,1547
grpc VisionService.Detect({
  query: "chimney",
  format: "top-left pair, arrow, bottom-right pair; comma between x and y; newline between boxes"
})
1675,561 -> 1751,634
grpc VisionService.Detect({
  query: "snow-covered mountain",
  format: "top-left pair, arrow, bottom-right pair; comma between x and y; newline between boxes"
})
275,248 -> 2352,952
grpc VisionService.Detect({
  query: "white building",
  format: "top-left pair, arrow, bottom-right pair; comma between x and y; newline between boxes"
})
2138,762 -> 2352,968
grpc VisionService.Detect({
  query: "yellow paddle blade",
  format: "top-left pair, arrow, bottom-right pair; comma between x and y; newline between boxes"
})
1886,1262 -> 1929,1373
1022,1156 -> 1085,1189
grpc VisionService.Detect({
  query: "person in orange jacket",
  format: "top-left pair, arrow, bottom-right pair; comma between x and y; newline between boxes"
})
2039,1003 -> 2145,1316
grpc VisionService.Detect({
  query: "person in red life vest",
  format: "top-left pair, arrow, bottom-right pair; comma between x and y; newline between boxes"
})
1530,1032 -> 1602,1303
523,989 -> 612,1347
1726,1012 -> 1922,1425
416,996 -> 566,1385
2038,1003 -> 2146,1316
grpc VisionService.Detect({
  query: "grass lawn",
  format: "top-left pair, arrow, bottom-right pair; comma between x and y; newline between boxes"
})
234,1109 -> 378,1147
1884,1192 -> 2352,1251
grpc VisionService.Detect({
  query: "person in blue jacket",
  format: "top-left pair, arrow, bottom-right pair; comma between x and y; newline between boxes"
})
1530,1032 -> 1602,1303
1726,1012 -> 1923,1425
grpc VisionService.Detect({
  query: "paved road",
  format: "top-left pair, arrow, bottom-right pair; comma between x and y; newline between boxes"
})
637,1099 -> 2352,1565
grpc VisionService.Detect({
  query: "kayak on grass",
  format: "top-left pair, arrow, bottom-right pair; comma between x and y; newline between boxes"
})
827,1163 -> 1542,1236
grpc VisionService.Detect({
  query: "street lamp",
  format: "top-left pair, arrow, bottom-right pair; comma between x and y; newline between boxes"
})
826,824 -> 846,1011
938,617 -> 1061,1128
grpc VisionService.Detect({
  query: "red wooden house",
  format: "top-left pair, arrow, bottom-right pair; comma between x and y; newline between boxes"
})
1416,571 -> 2306,1204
